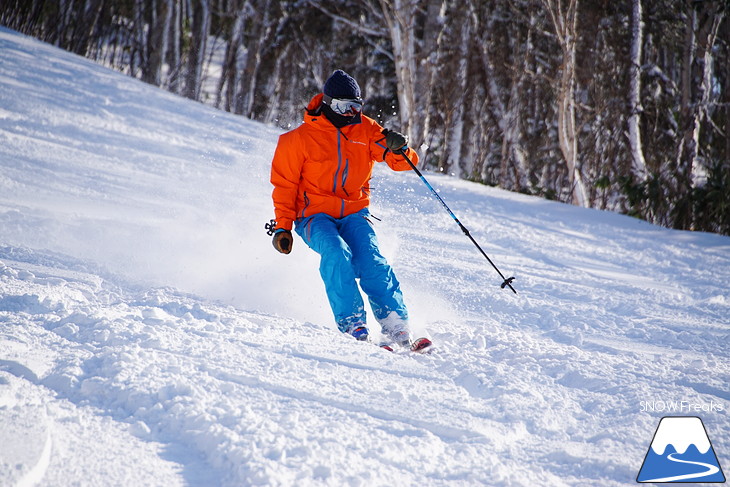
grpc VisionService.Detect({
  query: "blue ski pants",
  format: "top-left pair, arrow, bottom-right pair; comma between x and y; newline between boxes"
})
295,209 -> 408,333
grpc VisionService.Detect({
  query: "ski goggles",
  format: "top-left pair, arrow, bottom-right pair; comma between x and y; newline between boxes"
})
323,94 -> 363,116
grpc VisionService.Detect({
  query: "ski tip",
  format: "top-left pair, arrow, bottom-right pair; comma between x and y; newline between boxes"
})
410,337 -> 433,353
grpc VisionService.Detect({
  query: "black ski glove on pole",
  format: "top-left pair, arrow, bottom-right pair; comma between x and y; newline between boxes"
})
272,229 -> 293,254
383,129 -> 408,155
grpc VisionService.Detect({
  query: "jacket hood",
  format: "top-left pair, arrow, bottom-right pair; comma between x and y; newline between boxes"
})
305,93 -> 325,116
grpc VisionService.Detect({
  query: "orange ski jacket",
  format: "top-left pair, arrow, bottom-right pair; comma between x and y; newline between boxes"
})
270,93 -> 419,231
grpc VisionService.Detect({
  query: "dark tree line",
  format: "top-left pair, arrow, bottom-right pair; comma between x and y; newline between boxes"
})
3,0 -> 729,235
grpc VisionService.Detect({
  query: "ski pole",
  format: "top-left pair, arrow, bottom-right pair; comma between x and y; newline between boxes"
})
400,151 -> 517,294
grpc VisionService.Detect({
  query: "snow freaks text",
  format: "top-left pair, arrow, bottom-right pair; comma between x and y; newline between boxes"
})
640,400 -> 724,413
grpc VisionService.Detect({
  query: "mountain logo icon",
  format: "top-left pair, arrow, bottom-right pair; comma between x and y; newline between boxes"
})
637,416 -> 726,483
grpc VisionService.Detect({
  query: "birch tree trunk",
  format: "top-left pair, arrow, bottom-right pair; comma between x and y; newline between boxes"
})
378,0 -> 418,143
441,19 -> 470,176
416,0 -> 446,155
725,21 -> 730,169
376,0 -> 442,151
144,0 -> 170,87
674,1 -> 725,228
166,0 -> 182,94
628,0 -> 647,182
183,0 -> 210,101
215,5 -> 249,111
236,3 -> 275,118
541,0 -> 588,207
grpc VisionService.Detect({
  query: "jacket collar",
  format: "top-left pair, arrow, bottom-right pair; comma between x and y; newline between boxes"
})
305,93 -> 325,118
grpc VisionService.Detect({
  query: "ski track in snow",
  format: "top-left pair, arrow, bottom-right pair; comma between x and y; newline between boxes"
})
1,27 -> 729,486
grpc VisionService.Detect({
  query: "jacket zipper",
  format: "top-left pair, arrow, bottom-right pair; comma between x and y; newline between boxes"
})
335,130 -> 350,218
333,131 -> 342,194
301,191 -> 310,219
341,159 -> 350,196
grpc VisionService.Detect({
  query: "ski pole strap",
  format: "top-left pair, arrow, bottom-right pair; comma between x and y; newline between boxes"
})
401,152 -> 517,295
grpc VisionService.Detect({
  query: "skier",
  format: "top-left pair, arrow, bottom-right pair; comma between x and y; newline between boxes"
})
269,69 -> 418,347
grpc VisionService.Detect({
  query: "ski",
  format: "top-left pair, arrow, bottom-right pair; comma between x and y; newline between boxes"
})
378,337 -> 434,354
410,337 -> 434,354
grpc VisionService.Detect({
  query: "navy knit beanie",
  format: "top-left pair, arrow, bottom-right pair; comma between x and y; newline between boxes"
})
323,70 -> 361,99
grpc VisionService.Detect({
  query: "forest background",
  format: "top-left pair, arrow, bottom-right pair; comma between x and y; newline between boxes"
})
2,0 -> 728,235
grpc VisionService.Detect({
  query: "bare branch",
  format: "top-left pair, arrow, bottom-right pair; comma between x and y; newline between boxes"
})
305,0 -> 388,38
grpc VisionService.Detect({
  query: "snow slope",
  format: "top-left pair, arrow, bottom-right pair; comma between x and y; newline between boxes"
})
1,26 -> 729,486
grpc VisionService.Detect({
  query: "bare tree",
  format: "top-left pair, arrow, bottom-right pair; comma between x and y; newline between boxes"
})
628,0 -> 647,182
540,0 -> 588,207
674,0 -> 725,228
214,2 -> 252,111
165,0 -> 183,94
183,0 -> 210,101
374,0 -> 443,150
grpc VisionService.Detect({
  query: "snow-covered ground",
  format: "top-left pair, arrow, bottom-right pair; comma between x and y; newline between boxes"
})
1,27 -> 729,486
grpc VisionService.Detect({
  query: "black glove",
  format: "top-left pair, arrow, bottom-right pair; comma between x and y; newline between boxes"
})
384,129 -> 408,154
272,229 -> 293,254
